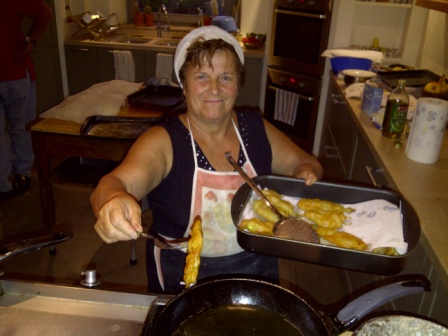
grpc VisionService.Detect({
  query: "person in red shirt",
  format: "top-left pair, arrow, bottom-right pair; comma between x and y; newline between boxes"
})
0,0 -> 52,200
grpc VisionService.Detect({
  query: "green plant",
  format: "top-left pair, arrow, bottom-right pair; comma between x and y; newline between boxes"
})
144,5 -> 152,14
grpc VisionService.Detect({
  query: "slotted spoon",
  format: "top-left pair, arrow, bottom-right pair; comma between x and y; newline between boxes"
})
225,152 -> 318,243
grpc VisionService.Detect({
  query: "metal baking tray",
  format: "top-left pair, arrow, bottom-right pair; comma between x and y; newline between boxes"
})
127,85 -> 183,111
231,175 -> 420,275
80,115 -> 163,139
378,69 -> 440,88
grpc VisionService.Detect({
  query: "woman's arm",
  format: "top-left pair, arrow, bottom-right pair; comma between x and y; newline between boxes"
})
90,126 -> 172,243
264,119 -> 323,185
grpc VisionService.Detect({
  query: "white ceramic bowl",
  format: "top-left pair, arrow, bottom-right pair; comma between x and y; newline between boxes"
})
342,69 -> 376,84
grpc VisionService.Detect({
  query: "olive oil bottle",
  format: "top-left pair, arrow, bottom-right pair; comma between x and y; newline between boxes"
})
382,79 -> 409,138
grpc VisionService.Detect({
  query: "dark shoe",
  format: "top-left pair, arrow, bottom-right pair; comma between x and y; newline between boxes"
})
13,174 -> 31,196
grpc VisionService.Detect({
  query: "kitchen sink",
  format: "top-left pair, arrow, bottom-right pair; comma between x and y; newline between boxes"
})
151,38 -> 180,47
109,35 -> 153,44
0,279 -> 158,335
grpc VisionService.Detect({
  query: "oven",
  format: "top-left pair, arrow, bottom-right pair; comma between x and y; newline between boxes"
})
268,0 -> 333,78
264,0 -> 333,153
264,68 -> 320,152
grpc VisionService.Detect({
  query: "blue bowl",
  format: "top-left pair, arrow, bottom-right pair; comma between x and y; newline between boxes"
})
331,57 -> 372,74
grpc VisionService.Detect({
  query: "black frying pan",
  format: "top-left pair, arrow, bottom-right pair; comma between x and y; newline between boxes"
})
146,277 -> 430,335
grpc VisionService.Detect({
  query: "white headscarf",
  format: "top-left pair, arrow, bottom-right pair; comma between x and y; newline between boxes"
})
174,26 -> 244,88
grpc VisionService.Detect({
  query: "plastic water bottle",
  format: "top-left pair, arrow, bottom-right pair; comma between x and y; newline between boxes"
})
382,79 -> 409,138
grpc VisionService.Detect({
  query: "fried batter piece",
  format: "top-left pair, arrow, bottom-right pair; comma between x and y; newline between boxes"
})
298,198 -> 355,214
253,189 -> 297,222
371,247 -> 399,256
239,217 -> 275,236
183,216 -> 203,288
302,209 -> 347,229
316,227 -> 368,251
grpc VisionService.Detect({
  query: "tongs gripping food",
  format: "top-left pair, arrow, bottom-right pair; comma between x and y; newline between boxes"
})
137,231 -> 189,249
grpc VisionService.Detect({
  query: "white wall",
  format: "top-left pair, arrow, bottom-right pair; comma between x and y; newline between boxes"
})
419,10 -> 448,76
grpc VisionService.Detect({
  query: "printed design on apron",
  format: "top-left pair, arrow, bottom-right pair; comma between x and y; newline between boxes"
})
154,117 -> 259,290
187,117 -> 258,257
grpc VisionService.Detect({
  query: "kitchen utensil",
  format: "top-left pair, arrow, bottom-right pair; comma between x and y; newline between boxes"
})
342,69 -> 376,84
224,152 -> 318,243
137,231 -> 189,249
231,175 -> 420,275
145,276 -> 431,335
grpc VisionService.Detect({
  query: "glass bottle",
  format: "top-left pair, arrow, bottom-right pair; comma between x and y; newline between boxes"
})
382,79 -> 409,138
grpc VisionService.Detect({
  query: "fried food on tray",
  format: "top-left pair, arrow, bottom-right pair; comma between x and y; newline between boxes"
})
302,209 -> 347,229
253,189 -> 297,222
239,217 -> 275,236
183,215 -> 203,288
371,246 -> 399,256
298,198 -> 355,214
316,227 -> 368,251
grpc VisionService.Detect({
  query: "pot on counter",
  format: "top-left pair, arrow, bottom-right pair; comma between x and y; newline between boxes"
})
144,276 -> 431,335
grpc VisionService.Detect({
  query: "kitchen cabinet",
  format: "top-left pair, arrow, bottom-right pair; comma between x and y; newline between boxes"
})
237,57 -> 263,107
65,45 -> 98,94
313,74 -> 448,325
318,78 -> 392,187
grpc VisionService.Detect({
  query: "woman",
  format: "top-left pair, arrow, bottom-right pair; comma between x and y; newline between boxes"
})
91,26 -> 323,293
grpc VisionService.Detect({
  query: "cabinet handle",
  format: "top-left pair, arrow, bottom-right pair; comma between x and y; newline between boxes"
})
365,165 -> 383,187
323,145 -> 340,159
331,93 -> 346,105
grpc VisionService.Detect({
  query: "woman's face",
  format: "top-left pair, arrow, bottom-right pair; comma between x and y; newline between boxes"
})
183,50 -> 239,123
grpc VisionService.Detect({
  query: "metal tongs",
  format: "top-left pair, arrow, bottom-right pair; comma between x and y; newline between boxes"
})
137,231 -> 189,249
225,152 -> 319,243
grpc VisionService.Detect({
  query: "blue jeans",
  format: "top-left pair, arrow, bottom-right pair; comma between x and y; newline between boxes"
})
0,73 -> 36,192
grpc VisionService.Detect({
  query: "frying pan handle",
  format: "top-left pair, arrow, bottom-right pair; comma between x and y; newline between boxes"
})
336,278 -> 431,329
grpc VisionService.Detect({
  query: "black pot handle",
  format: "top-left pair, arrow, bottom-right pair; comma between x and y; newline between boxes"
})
336,278 -> 431,329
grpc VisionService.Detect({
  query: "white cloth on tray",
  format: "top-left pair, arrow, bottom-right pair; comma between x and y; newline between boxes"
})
39,80 -> 142,123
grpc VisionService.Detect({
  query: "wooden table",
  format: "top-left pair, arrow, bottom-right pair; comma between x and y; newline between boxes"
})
30,106 -> 163,227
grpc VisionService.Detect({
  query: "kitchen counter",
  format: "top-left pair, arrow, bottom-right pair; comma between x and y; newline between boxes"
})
64,28 -> 266,59
333,74 -> 448,289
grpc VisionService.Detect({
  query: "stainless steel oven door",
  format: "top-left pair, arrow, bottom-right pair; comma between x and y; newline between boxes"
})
263,67 -> 320,153
268,5 -> 332,77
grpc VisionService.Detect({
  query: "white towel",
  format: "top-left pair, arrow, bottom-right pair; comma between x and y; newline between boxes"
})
112,50 -> 135,82
274,88 -> 299,126
156,53 -> 174,82
321,49 -> 384,63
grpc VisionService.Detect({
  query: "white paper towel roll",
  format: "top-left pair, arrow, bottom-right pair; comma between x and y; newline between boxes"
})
405,97 -> 448,164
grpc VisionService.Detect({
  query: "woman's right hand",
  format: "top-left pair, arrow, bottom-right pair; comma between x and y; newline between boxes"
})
94,191 -> 142,244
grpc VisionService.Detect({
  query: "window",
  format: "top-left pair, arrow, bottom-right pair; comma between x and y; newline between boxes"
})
138,0 -> 229,16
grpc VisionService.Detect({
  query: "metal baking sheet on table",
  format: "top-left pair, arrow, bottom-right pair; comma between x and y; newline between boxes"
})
80,115 -> 163,139
378,69 -> 440,88
231,175 -> 420,275
127,85 -> 183,111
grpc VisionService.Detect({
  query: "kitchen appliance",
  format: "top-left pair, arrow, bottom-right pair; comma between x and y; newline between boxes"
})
142,277 -> 431,335
230,175 -> 420,275
264,0 -> 333,152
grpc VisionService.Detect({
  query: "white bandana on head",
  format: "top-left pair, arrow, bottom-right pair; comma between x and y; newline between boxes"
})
174,26 -> 244,88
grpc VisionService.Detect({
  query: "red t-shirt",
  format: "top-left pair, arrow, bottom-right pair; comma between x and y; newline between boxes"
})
0,0 -> 45,81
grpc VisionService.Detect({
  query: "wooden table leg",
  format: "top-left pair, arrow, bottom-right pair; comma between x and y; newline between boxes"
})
30,129 -> 56,229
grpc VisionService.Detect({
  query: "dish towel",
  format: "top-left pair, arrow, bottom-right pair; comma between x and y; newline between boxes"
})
112,50 -> 135,82
274,88 -> 299,126
156,53 -> 174,84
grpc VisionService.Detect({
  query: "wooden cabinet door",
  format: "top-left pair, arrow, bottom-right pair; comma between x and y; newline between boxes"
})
65,45 -> 98,95
237,57 -> 263,107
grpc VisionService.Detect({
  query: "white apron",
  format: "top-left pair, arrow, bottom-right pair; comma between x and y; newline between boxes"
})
154,118 -> 259,289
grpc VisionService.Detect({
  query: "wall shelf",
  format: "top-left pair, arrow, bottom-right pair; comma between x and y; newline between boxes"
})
415,0 -> 448,12
355,1 -> 413,8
